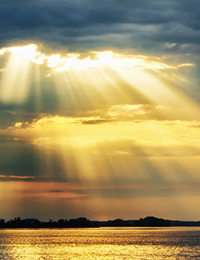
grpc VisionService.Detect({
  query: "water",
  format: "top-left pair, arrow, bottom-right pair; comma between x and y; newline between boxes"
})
0,227 -> 200,259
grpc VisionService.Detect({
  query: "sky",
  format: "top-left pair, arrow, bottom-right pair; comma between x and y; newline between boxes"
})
0,0 -> 200,221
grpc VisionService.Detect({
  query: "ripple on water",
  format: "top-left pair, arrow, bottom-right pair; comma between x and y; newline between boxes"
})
0,227 -> 200,259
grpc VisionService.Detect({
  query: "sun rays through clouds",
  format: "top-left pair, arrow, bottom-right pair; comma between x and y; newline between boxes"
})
0,43 -> 200,220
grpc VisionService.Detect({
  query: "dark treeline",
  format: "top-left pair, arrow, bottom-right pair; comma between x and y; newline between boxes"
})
0,216 -> 200,228
0,217 -> 94,229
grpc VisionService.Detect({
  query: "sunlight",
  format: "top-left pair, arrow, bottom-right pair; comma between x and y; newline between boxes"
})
0,43 -> 200,191
0,52 -> 31,104
8,45 -> 37,61
46,50 -> 187,72
0,44 -> 41,104
0,43 -> 196,107
7,44 -> 44,64
3,113 -> 199,187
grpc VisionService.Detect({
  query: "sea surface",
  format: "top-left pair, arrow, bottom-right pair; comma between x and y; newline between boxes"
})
0,227 -> 200,259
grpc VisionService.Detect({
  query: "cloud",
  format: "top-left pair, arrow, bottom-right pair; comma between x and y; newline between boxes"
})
2,114 -> 200,158
0,175 -> 35,180
82,119 -> 113,125
1,45 -> 187,71
1,43 -> 198,129
18,184 -> 200,200
0,0 -> 200,221
18,188 -> 88,200
108,104 -> 148,117
0,136 -> 40,176
0,0 -> 200,57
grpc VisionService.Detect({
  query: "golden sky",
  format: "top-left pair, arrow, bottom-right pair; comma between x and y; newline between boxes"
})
0,36 -> 200,221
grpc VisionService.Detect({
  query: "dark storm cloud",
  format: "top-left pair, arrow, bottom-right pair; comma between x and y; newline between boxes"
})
0,0 -> 200,54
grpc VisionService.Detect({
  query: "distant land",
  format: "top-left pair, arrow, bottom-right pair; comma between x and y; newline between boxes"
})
1,216 -> 200,228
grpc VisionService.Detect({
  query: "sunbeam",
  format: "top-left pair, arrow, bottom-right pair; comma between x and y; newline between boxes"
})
0,43 -> 200,221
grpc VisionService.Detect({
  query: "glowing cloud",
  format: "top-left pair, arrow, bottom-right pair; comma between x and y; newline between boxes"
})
0,44 -> 44,64
0,43 -> 195,107
0,44 -> 194,72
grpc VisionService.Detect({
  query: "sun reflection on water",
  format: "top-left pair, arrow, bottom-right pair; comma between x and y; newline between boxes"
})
0,228 -> 200,259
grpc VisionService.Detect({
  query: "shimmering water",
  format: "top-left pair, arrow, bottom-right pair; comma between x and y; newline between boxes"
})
0,227 -> 200,259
